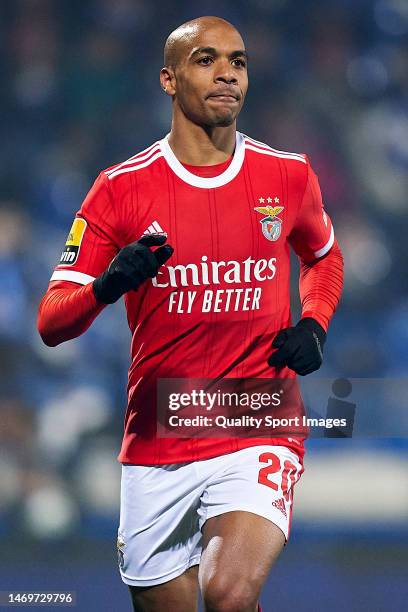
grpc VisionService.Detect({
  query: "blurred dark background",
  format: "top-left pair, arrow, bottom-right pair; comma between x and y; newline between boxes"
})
0,0 -> 407,610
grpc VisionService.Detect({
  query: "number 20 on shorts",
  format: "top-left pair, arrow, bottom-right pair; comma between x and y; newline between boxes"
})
257,452 -> 298,503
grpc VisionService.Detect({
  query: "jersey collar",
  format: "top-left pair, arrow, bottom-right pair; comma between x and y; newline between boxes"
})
160,131 -> 245,188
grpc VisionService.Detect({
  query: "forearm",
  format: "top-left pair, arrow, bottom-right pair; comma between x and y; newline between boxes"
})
37,281 -> 105,347
299,238 -> 344,332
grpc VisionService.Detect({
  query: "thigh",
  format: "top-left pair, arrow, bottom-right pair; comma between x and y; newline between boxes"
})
199,510 -> 285,602
129,565 -> 199,612
118,463 -> 203,588
197,445 -> 303,610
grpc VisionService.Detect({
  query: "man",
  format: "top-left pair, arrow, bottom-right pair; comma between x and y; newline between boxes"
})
38,16 -> 343,612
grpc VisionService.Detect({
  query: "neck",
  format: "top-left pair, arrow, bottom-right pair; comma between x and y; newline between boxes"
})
167,110 -> 236,166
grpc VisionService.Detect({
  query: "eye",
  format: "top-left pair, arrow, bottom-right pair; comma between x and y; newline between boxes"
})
232,58 -> 246,68
197,56 -> 213,65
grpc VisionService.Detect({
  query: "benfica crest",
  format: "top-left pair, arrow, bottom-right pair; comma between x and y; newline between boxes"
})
254,204 -> 284,241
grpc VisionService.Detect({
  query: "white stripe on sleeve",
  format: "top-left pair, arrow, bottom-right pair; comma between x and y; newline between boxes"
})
50,270 -> 96,285
314,226 -> 334,258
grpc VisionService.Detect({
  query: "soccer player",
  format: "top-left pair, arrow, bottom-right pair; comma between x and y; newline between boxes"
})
38,16 -> 343,612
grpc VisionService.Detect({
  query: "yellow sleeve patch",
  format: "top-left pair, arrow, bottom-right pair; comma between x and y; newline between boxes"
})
66,218 -> 87,246
60,218 -> 87,265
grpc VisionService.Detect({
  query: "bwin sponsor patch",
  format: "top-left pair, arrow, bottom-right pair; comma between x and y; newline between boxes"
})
60,218 -> 87,265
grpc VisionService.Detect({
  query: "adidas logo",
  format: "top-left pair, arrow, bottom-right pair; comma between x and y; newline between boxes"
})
143,220 -> 165,235
272,497 -> 287,517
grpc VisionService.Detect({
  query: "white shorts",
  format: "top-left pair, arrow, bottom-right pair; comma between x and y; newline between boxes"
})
118,445 -> 303,587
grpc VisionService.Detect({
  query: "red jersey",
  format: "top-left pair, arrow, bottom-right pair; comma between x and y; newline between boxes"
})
50,132 -> 334,465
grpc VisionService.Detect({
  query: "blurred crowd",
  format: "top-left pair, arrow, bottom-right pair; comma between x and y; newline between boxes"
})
1,0 -> 407,543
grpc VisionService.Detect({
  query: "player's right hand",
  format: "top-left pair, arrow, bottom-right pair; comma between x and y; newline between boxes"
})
93,234 -> 174,304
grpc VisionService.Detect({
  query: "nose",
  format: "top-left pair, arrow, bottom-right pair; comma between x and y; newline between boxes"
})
215,59 -> 238,84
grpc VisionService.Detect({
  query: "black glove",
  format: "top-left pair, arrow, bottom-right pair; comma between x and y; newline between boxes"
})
93,233 -> 173,304
267,317 -> 326,376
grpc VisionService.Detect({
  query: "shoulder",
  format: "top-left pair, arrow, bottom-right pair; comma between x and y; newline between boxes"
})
242,133 -> 309,193
242,133 -> 308,169
101,139 -> 164,183
242,133 -> 307,164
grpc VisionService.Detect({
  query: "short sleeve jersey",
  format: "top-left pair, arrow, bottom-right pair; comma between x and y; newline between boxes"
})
51,133 -> 334,465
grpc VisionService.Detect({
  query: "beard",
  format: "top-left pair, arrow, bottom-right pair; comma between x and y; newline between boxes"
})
178,96 -> 241,128
208,112 -> 236,127
204,99 -> 241,127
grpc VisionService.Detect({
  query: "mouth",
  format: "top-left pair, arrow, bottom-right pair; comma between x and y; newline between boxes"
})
207,94 -> 239,103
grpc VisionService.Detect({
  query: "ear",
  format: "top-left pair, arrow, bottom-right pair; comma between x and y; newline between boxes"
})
160,67 -> 176,96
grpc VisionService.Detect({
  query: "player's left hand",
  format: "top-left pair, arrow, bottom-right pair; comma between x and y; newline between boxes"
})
267,317 -> 326,376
